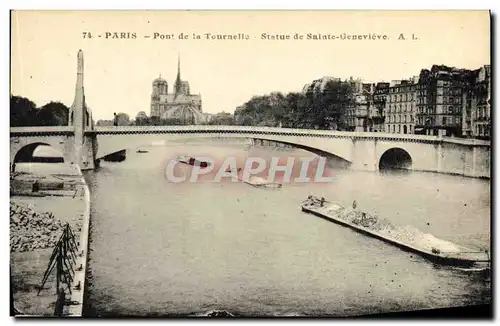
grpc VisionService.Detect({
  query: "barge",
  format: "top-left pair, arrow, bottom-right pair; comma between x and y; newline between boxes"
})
301,196 -> 490,268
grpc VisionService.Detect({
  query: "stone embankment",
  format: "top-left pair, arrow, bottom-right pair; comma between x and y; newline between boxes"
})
10,202 -> 68,252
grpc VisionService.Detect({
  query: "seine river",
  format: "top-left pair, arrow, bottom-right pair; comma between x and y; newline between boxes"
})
83,139 -> 491,317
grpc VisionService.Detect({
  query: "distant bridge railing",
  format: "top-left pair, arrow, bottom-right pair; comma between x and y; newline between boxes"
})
90,125 -> 491,146
9,125 -> 490,147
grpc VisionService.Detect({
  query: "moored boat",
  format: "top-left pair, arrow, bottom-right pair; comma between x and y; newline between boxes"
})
301,196 -> 490,268
136,149 -> 149,153
244,180 -> 283,189
176,156 -> 209,168
238,174 -> 282,189
223,168 -> 283,188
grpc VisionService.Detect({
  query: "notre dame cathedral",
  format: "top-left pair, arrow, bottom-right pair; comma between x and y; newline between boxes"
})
150,57 -> 205,124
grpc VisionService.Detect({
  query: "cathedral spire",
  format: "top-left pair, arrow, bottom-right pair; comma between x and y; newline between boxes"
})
177,53 -> 180,77
175,53 -> 182,94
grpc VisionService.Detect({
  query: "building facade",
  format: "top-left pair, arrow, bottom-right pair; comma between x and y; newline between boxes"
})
368,82 -> 389,132
299,63 -> 489,138
343,78 -> 371,131
384,78 -> 418,134
468,65 -> 491,139
415,65 -> 473,137
150,57 -> 205,124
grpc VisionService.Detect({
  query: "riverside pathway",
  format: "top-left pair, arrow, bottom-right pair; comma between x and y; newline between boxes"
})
10,167 -> 90,316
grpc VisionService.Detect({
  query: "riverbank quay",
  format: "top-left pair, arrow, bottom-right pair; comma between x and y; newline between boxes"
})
10,165 -> 91,317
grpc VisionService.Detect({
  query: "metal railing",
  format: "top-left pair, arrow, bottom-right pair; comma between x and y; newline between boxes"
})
38,223 -> 79,316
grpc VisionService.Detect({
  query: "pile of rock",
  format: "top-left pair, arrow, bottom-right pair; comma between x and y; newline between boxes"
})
10,202 -> 66,252
351,212 -> 379,228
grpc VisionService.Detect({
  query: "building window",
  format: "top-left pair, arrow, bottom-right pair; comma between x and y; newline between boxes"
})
398,125 -> 401,133
442,117 -> 447,125
403,115 -> 406,123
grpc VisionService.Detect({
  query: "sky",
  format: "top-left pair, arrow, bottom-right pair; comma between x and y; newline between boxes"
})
11,10 -> 490,120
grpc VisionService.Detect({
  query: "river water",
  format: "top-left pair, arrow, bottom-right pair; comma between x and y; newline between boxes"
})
84,139 -> 491,317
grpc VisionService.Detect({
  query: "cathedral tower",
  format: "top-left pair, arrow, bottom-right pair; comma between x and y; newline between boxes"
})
151,74 -> 167,117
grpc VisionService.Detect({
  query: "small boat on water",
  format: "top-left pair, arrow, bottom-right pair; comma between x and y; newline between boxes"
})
136,149 -> 149,154
226,170 -> 283,189
243,175 -> 282,189
301,196 -> 490,268
176,156 -> 209,168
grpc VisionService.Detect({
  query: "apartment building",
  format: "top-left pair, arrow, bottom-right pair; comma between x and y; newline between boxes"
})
384,77 -> 418,134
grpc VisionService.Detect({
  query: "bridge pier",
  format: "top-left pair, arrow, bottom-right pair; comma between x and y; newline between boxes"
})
436,142 -> 443,173
350,138 -> 378,172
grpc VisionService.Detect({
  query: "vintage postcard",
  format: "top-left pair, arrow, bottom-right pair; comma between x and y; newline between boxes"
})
9,10 -> 491,318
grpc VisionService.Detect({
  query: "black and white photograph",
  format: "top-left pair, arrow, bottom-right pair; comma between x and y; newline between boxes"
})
9,10 -> 492,318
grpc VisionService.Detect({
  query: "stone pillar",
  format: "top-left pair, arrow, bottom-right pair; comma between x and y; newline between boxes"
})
69,50 -> 96,170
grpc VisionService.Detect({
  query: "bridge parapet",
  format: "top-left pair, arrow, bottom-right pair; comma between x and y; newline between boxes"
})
10,126 -> 75,136
90,125 -> 490,146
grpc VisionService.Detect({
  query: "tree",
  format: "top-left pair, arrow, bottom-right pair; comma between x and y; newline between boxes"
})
135,111 -> 149,126
36,102 -> 70,126
208,112 -> 234,125
283,92 -> 303,127
10,95 -> 38,126
115,112 -> 130,126
96,119 -> 113,126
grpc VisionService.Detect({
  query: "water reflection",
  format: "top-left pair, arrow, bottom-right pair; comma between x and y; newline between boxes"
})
84,141 -> 490,317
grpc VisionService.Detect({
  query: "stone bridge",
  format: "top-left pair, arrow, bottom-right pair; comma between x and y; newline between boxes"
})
10,125 -> 491,178
9,50 -> 491,178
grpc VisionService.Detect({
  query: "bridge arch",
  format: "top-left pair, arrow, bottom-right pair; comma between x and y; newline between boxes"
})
12,142 -> 66,172
13,142 -> 65,164
378,147 -> 412,171
94,132 -> 355,164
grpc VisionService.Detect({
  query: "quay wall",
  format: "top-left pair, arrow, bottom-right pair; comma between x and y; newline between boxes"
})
67,171 -> 91,317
